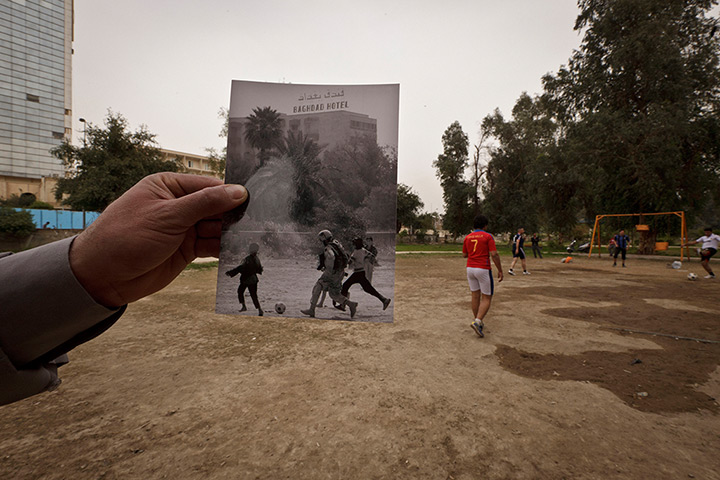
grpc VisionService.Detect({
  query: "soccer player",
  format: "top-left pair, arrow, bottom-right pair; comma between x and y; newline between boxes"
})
341,238 -> 392,310
463,215 -> 504,338
508,227 -> 529,275
612,229 -> 630,267
301,230 -> 358,318
364,236 -> 379,282
225,242 -> 264,316
682,227 -> 720,279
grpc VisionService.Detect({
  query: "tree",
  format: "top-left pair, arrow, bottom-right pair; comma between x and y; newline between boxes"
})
433,121 -> 473,237
481,94 -> 560,234
470,143 -> 487,214
278,130 -> 324,226
478,0 -> 720,238
205,147 -> 226,180
0,193 -> 37,208
0,206 -> 35,238
319,135 -> 397,218
415,211 -> 438,232
243,106 -> 284,168
543,0 -> 720,221
51,112 -> 180,211
396,183 -> 423,233
204,107 -> 229,179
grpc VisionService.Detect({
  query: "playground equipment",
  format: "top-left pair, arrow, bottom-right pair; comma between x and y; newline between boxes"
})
588,211 -> 688,260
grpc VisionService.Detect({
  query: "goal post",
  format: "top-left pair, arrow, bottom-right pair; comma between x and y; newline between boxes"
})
588,211 -> 688,260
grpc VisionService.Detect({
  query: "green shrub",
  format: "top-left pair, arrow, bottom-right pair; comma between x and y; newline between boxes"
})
0,206 -> 36,238
28,200 -> 54,210
0,193 -> 36,208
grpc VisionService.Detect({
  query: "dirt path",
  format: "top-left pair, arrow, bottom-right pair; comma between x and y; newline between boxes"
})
1,254 -> 718,479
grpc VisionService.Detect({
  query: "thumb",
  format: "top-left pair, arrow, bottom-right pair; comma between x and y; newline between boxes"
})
172,184 -> 248,226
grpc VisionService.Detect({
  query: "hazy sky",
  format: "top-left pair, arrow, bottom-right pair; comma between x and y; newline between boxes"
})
73,0 -> 583,213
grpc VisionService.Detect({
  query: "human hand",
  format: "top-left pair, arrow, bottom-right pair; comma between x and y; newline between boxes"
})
69,173 -> 248,308
497,270 -> 504,283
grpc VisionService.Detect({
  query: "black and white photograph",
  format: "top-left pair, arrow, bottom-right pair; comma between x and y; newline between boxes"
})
215,80 -> 399,322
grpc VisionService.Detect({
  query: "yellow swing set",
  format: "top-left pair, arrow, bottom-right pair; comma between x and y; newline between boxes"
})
587,211 -> 689,260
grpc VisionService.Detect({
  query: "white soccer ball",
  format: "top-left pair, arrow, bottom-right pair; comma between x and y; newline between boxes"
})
274,302 -> 286,314
687,273 -> 698,281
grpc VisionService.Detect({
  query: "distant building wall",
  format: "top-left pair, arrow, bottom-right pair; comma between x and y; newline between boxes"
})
0,174 -> 60,206
283,110 -> 377,148
159,148 -> 221,178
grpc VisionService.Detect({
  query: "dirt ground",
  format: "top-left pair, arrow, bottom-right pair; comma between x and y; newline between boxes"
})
1,253 -> 719,479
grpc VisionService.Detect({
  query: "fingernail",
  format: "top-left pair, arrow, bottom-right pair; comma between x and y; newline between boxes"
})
223,184 -> 247,201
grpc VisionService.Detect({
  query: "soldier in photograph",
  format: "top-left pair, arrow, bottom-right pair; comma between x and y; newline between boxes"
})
301,230 -> 358,318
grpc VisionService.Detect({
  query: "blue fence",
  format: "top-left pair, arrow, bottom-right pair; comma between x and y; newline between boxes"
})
14,208 -> 101,230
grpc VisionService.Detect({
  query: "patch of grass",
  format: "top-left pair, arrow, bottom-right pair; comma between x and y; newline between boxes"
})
185,261 -> 218,270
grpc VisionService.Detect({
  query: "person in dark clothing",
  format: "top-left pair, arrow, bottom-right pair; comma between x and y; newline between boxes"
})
530,233 -> 543,258
301,230 -> 357,318
364,236 -> 380,282
509,227 -> 529,275
612,230 -> 630,268
341,238 -> 391,310
226,242 -> 264,316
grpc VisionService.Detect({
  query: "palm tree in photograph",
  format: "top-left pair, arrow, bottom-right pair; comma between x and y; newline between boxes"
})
279,130 -> 324,226
244,106 -> 284,168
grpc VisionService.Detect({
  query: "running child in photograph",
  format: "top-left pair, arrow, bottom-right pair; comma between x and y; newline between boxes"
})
225,242 -> 264,316
341,237 -> 392,310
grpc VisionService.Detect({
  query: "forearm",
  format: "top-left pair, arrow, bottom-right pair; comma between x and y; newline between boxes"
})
491,252 -> 502,271
0,237 -> 124,404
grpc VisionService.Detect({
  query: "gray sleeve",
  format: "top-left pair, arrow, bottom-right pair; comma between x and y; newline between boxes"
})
0,237 -> 126,405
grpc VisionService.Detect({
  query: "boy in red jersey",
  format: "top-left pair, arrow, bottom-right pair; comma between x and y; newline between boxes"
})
462,215 -> 504,337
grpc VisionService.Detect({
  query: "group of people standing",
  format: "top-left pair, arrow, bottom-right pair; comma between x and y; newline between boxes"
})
226,230 -> 392,320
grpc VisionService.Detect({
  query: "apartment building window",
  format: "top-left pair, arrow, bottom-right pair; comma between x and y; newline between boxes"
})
187,160 -> 194,168
27,94 -> 40,103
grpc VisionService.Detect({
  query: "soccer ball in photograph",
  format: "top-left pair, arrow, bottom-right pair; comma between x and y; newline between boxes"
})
275,303 -> 286,314
687,273 -> 698,281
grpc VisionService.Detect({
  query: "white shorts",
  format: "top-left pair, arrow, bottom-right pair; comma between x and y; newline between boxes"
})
467,267 -> 494,295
